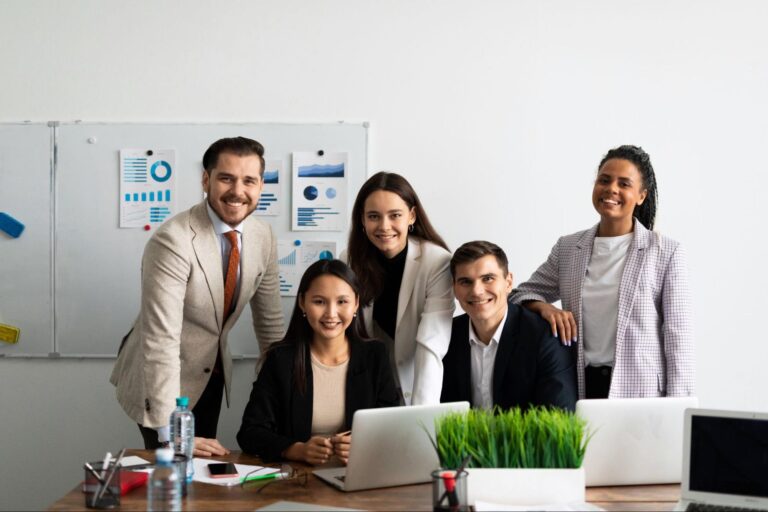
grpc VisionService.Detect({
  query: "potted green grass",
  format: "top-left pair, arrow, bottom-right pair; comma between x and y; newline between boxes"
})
432,407 -> 590,506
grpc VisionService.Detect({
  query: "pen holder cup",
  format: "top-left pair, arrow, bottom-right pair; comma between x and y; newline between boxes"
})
431,469 -> 469,512
172,454 -> 188,497
84,461 -> 121,509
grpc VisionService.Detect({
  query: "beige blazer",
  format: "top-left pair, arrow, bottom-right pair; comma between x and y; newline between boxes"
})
345,237 -> 455,405
110,201 -> 284,428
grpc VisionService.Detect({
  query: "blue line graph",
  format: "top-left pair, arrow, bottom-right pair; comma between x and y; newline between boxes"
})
263,170 -> 279,183
297,163 -> 345,178
278,250 -> 297,265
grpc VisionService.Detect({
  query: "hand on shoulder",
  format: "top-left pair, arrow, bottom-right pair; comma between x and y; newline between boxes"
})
525,301 -> 578,346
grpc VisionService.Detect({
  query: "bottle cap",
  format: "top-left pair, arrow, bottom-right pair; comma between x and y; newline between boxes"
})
155,447 -> 174,463
176,396 -> 189,407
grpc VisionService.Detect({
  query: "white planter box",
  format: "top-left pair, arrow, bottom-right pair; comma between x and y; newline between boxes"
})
465,467 -> 585,506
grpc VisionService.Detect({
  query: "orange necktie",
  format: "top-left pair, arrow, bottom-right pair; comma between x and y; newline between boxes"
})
223,231 -> 240,321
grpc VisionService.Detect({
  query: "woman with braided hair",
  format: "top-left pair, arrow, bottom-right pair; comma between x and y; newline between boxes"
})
511,145 -> 695,399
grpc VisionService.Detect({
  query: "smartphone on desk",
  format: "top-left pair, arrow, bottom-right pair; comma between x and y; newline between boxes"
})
207,462 -> 238,478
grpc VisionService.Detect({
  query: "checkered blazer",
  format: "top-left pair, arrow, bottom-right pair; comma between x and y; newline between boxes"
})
510,220 -> 695,399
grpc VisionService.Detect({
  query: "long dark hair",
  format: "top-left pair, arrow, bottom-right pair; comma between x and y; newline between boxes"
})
348,171 -> 449,305
598,145 -> 658,230
267,259 -> 369,395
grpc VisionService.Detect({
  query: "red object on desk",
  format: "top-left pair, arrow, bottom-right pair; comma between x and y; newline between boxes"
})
82,470 -> 149,495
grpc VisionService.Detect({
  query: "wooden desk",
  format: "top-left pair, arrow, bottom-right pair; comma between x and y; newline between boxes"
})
49,451 -> 680,511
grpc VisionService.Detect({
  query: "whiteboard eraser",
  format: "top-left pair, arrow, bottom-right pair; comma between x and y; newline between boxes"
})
0,323 -> 20,344
0,212 -> 25,238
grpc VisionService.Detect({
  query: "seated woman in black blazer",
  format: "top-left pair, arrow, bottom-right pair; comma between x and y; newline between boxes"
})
237,259 -> 399,464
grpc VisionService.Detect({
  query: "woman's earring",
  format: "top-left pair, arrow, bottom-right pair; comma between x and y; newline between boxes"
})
408,224 -> 414,232
353,312 -> 357,318
302,312 -> 307,318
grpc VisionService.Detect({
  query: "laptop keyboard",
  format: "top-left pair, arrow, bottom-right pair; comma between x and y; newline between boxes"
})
687,503 -> 764,512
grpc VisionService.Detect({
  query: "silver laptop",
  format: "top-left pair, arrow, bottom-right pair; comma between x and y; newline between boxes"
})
313,402 -> 470,491
675,408 -> 768,511
577,396 -> 699,486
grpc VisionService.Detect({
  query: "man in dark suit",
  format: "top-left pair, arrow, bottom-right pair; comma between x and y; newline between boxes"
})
440,241 -> 577,411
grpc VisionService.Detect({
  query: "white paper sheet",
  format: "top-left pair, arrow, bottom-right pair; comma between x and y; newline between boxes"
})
291,151 -> 348,231
474,500 -> 604,511
120,455 -> 152,469
254,159 -> 282,216
119,148 -> 177,228
277,239 -> 337,296
257,501 -> 361,511
193,458 -> 279,487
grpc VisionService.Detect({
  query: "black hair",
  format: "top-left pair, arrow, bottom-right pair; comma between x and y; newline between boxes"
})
450,240 -> 509,279
598,145 -> 658,230
202,136 -> 265,177
267,259 -> 369,395
348,171 -> 449,305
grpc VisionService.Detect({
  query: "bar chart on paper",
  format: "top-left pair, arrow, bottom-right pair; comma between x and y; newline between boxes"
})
292,153 -> 348,231
254,161 -> 282,216
119,149 -> 177,228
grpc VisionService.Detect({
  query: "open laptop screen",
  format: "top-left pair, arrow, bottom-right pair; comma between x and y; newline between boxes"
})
689,415 -> 768,498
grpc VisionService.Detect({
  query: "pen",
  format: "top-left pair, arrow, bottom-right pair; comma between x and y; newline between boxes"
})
100,452 -> 112,480
84,463 -> 106,484
331,430 -> 351,441
94,448 -> 125,506
241,471 -> 290,483
83,463 -> 119,500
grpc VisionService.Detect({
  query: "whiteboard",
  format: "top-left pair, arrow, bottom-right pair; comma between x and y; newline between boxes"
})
0,124 -> 53,357
4,122 -> 367,357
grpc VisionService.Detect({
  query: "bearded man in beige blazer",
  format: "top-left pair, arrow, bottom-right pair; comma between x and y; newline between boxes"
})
110,137 -> 284,455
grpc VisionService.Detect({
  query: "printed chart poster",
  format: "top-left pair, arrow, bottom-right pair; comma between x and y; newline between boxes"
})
119,149 -> 177,228
277,239 -> 337,296
253,159 -> 282,216
291,152 -> 348,231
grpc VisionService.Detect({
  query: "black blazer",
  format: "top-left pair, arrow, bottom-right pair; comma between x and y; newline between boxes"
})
237,338 -> 399,461
440,304 -> 577,411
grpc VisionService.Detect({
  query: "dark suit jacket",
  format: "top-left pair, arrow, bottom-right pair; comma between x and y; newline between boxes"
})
237,338 -> 399,461
440,304 -> 577,411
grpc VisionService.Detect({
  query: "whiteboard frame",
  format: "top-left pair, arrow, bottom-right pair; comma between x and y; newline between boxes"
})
1,121 -> 368,358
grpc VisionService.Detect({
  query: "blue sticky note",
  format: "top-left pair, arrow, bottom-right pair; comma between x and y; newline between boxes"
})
0,212 -> 25,238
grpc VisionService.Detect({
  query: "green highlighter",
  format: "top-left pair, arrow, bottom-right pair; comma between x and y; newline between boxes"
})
241,470 -> 289,483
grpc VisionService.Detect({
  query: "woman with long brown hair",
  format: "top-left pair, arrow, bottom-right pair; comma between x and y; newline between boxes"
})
345,172 -> 454,405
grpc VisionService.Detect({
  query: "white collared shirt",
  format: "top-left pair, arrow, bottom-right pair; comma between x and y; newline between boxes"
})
468,309 -> 508,410
206,202 -> 243,308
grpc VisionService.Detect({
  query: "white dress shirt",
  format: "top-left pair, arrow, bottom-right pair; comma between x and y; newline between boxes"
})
468,309 -> 508,410
582,233 -> 632,366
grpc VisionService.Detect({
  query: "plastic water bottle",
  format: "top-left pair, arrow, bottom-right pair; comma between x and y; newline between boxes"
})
148,447 -> 181,512
170,396 -> 195,482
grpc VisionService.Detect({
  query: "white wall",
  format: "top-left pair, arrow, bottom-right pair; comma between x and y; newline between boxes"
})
1,1 -> 767,509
